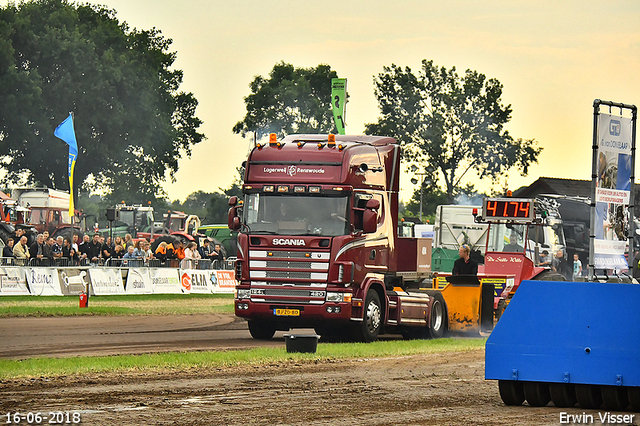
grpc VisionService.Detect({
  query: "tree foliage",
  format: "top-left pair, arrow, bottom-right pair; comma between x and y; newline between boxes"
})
233,62 -> 339,139
0,0 -> 204,202
365,60 -> 541,203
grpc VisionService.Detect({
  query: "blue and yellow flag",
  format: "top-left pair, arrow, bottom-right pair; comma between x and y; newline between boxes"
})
54,113 -> 78,218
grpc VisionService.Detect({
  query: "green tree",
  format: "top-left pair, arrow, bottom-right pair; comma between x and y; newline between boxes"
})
0,0 -> 204,202
365,60 -> 541,203
233,62 -> 339,139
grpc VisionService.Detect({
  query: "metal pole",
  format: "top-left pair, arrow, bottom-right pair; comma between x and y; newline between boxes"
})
589,100 -> 600,281
419,176 -> 424,223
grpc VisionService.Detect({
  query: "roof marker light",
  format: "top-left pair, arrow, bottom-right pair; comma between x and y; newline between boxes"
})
317,142 -> 325,149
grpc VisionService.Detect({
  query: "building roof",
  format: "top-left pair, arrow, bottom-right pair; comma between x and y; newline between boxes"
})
513,176 -> 640,200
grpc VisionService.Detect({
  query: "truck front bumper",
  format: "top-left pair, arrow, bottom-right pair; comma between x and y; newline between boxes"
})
235,299 -> 354,327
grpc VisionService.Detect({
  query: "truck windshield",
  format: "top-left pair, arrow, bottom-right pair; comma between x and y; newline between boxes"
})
244,194 -> 350,236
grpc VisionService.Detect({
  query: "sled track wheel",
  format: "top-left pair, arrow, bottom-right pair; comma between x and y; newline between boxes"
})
627,387 -> 640,412
498,380 -> 524,406
523,381 -> 550,407
601,386 -> 629,411
549,383 -> 576,408
575,384 -> 602,409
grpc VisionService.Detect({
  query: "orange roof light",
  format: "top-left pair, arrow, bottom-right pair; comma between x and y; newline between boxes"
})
328,134 -> 336,146
269,133 -> 277,143
506,190 -> 512,197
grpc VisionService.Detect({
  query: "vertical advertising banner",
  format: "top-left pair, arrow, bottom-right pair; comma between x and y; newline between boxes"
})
331,78 -> 347,135
594,113 -> 633,269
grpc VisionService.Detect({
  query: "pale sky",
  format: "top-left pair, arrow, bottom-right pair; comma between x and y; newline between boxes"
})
6,0 -> 640,202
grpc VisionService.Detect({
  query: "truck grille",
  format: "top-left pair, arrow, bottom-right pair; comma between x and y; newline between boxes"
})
249,247 -> 330,304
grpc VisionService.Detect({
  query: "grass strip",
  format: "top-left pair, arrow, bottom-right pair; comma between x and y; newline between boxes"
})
0,294 -> 234,317
0,338 -> 486,379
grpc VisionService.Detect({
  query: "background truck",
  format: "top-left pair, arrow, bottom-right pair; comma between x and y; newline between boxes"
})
228,134 -> 495,342
11,187 -> 79,239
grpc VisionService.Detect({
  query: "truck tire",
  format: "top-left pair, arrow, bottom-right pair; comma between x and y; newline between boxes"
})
549,383 -> 577,408
428,292 -> 446,339
352,291 -> 382,343
248,320 -> 276,340
601,386 -> 628,411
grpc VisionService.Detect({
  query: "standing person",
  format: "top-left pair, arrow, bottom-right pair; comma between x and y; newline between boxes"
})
3,238 -> 14,259
43,237 -> 55,265
122,234 -> 133,250
538,250 -> 550,267
62,237 -> 78,265
122,245 -> 137,259
29,234 -> 45,265
199,238 -> 213,260
452,244 -> 478,276
184,242 -> 201,260
13,236 -> 30,264
87,234 -> 102,263
552,249 -> 572,280
71,233 -> 79,252
78,234 -> 91,260
52,236 -> 64,259
573,253 -> 583,279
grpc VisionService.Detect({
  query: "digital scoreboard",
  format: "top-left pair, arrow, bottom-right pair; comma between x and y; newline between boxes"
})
482,198 -> 535,222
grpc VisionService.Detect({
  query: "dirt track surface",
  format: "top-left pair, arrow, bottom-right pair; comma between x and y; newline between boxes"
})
1,315 -> 635,425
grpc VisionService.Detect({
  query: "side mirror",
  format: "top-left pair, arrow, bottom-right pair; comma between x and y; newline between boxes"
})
362,199 -> 380,234
228,196 -> 238,207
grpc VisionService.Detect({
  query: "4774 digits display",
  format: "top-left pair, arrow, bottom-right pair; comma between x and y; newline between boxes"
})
5,412 -> 81,424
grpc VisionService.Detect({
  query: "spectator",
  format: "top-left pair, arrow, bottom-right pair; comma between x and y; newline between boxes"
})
132,239 -> 145,258
102,237 -> 114,261
13,236 -> 30,262
62,237 -> 78,265
573,253 -> 583,279
43,237 -> 55,265
114,236 -> 123,248
71,234 -> 79,252
52,236 -> 64,259
199,239 -> 214,260
113,244 -> 125,258
552,249 -> 572,280
3,238 -> 14,258
155,242 -> 168,262
184,242 -> 201,260
78,234 -> 91,259
212,243 -> 225,267
29,234 -> 45,264
123,245 -> 137,259
538,250 -> 550,267
86,234 -> 102,263
122,234 -> 134,250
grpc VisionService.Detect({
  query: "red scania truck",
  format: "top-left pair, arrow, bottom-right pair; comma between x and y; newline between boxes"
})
228,134 -> 494,342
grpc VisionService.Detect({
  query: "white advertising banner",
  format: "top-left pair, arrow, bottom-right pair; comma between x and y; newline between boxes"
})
124,268 -> 153,294
0,267 -> 30,295
88,268 -> 125,295
179,269 -> 214,294
212,270 -> 237,294
149,268 -> 182,294
594,113 -> 633,269
26,267 -> 63,296
58,269 -> 89,295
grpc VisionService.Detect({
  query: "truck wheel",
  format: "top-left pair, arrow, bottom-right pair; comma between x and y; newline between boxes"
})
353,291 -> 382,342
428,292 -> 446,339
498,380 -> 525,406
248,320 -> 276,340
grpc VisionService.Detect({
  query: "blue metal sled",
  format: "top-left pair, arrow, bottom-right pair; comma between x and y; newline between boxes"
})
486,279 -> 640,410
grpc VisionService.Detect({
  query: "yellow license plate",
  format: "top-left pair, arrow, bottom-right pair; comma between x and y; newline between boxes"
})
274,308 -> 300,316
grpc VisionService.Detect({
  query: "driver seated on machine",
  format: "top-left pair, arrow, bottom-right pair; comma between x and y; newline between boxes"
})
502,233 -> 524,253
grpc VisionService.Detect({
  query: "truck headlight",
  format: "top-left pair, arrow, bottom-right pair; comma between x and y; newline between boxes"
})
326,292 -> 352,303
237,289 -> 250,299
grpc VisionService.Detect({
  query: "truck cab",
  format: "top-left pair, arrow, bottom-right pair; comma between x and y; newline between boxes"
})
229,134 -> 460,342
